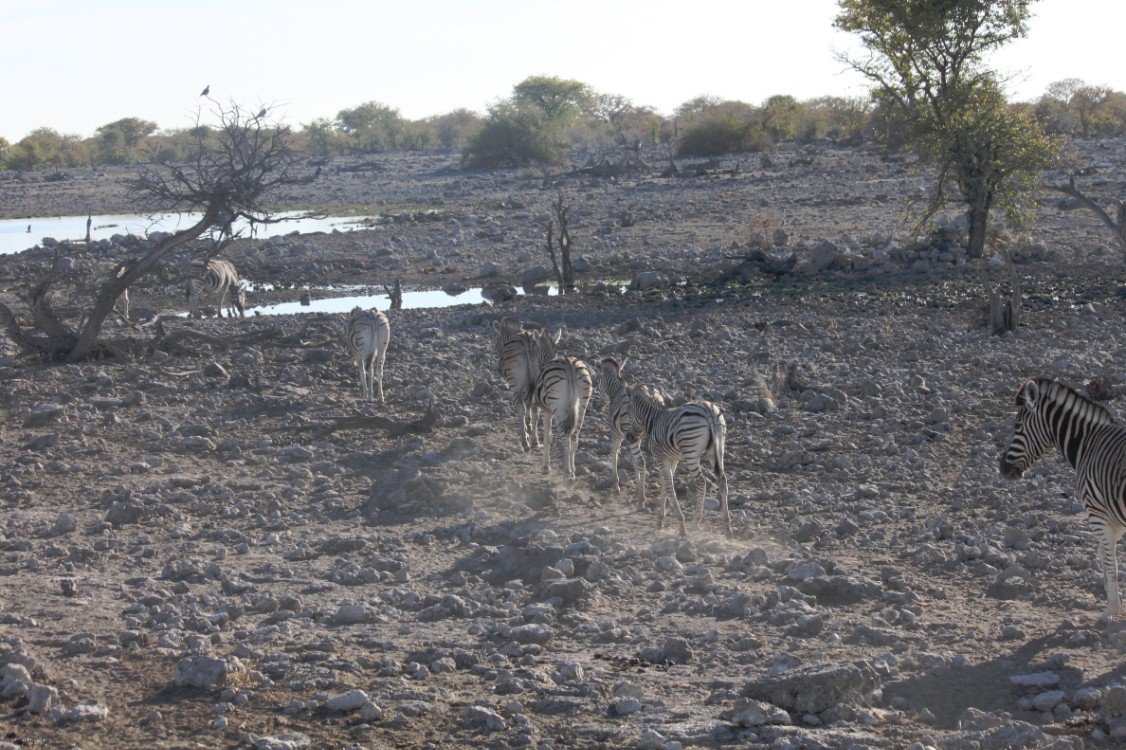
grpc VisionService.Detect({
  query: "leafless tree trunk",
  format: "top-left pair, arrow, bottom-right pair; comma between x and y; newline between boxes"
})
986,249 -> 1021,335
1050,174 -> 1126,263
546,191 -> 575,294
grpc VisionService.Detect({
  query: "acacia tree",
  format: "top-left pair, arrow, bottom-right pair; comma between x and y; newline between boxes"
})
0,102 -> 317,361
835,0 -> 1059,258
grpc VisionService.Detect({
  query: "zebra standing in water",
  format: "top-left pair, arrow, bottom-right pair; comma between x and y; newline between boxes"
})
345,307 -> 391,403
187,258 -> 246,318
627,383 -> 731,536
594,357 -> 651,495
533,351 -> 593,481
493,316 -> 560,451
1000,375 -> 1126,620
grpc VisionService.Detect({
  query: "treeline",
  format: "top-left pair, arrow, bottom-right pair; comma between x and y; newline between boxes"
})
2,75 -> 1124,173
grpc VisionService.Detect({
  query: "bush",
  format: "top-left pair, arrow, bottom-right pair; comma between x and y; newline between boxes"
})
461,105 -> 566,168
675,114 -> 772,157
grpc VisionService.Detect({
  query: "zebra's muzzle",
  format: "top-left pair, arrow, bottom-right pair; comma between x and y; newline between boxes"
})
999,457 -> 1023,481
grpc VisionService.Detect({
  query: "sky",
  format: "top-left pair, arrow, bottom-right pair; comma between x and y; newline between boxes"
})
4,0 -> 1125,143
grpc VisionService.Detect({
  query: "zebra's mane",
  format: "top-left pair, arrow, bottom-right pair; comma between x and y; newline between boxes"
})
1026,376 -> 1117,426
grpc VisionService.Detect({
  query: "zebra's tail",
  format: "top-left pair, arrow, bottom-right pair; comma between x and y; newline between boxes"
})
707,404 -> 727,476
560,394 -> 580,435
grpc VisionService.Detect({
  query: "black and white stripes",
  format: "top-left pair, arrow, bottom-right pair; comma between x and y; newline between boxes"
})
345,307 -> 391,403
533,355 -> 593,480
187,259 -> 246,319
627,383 -> 730,536
1001,376 -> 1126,620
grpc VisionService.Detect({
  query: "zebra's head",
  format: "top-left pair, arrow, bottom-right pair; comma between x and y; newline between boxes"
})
591,357 -> 625,411
1000,377 -> 1054,481
234,282 -> 247,317
533,326 -> 562,362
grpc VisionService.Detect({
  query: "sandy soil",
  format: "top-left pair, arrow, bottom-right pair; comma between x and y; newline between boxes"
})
1,141 -> 1126,748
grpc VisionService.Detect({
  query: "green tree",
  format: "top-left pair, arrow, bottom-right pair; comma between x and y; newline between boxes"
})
462,100 -> 562,168
425,109 -> 483,150
512,75 -> 593,123
336,101 -> 405,153
836,0 -> 1059,259
300,118 -> 344,159
593,94 -> 660,146
0,136 -> 8,169
762,94 -> 802,142
95,117 -> 158,164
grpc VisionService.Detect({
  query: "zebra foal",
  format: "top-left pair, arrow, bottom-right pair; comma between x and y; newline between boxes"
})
627,384 -> 731,536
493,316 -> 560,451
593,357 -> 650,495
345,307 -> 391,402
187,258 -> 246,318
1001,375 -> 1126,620
534,354 -> 593,481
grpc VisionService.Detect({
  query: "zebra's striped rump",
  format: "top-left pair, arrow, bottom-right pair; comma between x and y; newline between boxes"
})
628,383 -> 730,536
534,355 -> 593,481
1001,375 -> 1126,619
493,317 -> 561,452
187,258 -> 246,318
346,307 -> 391,403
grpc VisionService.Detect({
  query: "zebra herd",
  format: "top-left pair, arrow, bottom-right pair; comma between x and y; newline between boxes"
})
494,315 -> 730,536
175,260 -> 1126,616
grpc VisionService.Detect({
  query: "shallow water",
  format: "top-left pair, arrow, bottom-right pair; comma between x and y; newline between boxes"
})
0,211 -> 374,255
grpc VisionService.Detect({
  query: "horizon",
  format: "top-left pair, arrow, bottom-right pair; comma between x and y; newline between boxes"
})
4,0 -> 1124,143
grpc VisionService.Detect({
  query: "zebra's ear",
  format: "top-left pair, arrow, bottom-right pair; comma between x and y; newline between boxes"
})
550,327 -> 563,345
492,319 -> 503,332
1021,380 -> 1040,408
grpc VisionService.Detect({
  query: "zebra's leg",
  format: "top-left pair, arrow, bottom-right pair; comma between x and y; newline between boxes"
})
567,429 -> 580,482
218,288 -> 229,318
518,399 -> 532,452
1096,518 -> 1126,620
717,468 -> 731,536
358,359 -> 370,401
687,460 -> 708,527
541,412 -> 554,474
665,462 -> 688,537
635,443 -> 648,510
374,351 -> 386,403
609,433 -> 623,493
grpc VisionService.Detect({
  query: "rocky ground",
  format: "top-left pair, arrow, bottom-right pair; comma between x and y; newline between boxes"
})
1,140 -> 1126,749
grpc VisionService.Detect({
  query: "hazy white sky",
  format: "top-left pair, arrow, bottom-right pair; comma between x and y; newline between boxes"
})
4,0 -> 1123,143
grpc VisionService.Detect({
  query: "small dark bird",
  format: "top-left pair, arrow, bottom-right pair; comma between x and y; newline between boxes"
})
200,84 -> 210,97
256,107 -> 267,119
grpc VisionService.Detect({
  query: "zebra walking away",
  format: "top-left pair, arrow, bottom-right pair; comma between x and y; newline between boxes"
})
1000,375 -> 1126,620
627,383 -> 731,536
594,357 -> 650,495
493,316 -> 560,451
187,258 -> 246,318
533,355 -> 593,481
345,307 -> 391,403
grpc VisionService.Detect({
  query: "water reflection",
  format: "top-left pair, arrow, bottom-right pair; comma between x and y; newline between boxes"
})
252,288 -> 488,315
0,211 -> 375,255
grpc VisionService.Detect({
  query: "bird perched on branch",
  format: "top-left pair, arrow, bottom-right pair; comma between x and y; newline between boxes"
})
200,84 -> 210,97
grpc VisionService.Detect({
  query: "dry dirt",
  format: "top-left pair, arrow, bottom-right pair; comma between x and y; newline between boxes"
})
1,141 -> 1126,749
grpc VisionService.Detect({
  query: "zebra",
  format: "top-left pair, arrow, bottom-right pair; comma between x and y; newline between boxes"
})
533,354 -> 593,480
493,316 -> 560,451
1000,375 -> 1126,620
187,258 -> 246,318
345,306 -> 391,403
593,356 -> 650,495
627,383 -> 731,536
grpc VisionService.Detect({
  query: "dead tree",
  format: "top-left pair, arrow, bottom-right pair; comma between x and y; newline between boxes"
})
986,249 -> 1021,335
546,191 -> 576,294
381,279 -> 403,310
1050,173 -> 1126,264
0,102 -> 317,361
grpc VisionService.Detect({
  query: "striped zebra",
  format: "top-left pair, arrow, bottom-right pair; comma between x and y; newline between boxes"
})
533,354 -> 593,480
627,383 -> 731,536
593,357 -> 650,495
493,316 -> 560,451
187,258 -> 246,318
345,307 -> 391,403
1000,375 -> 1126,620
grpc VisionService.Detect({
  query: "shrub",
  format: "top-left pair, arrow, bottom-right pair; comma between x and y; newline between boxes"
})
675,114 -> 772,157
